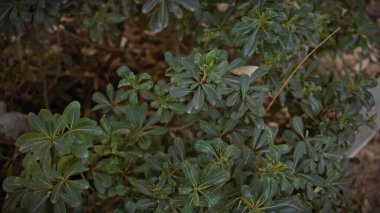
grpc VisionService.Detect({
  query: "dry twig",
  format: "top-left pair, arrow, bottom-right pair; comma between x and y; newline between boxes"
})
265,27 -> 341,111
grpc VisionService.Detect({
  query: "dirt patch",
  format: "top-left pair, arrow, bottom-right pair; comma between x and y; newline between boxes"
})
349,130 -> 380,212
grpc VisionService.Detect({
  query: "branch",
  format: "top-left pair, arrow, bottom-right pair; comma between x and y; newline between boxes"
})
265,27 -> 341,112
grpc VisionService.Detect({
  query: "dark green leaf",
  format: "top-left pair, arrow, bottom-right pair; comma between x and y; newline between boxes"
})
181,161 -> 199,186
290,117 -> 304,138
142,0 -> 158,13
194,140 -> 217,156
299,173 -> 326,186
242,28 -> 259,58
199,120 -> 219,137
293,142 -> 305,166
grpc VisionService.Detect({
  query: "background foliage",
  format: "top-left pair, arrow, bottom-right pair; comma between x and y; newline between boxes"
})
0,0 -> 378,212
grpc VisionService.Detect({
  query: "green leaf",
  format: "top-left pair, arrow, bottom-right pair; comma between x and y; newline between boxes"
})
16,132 -> 49,153
32,171 -> 53,189
136,198 -> 155,210
202,169 -> 230,186
149,9 -> 161,32
138,138 -> 151,150
67,179 -> 89,190
240,75 -> 250,95
142,0 -> 158,13
138,103 -> 148,128
199,120 -> 219,137
173,137 -> 186,160
63,161 -> 88,177
63,101 -> 81,129
144,154 -> 162,171
202,84 -> 217,105
290,116 -> 304,138
182,200 -> 194,213
178,186 -> 193,195
183,58 -> 201,80
117,66 -> 131,77
32,192 -> 48,212
280,176 -> 292,192
93,172 -> 112,193
262,177 -> 277,200
94,145 -> 112,155
293,142 -> 305,166
241,185 -> 252,198
106,83 -> 115,101
68,141 -> 90,158
51,182 -> 63,203
54,200 -> 66,213
144,127 -> 167,136
194,140 -> 217,156
169,1 -> 183,19
2,176 -> 24,192
69,118 -> 102,135
92,92 -> 109,105
129,178 -> 153,197
225,91 -> 239,106
28,113 -> 49,136
306,142 -> 318,161
225,145 -> 241,159
54,137 -> 70,155
60,192 -> 80,206
299,173 -> 326,186
165,52 -> 178,70
222,119 -> 238,134
192,87 -> 204,111
107,12 -> 124,23
181,161 -> 199,186
40,145 -> 52,172
192,191 -> 200,206
262,199 -> 306,212
170,87 -> 192,98
158,1 -> 169,29
309,96 -> 322,115
242,28 -> 259,58
168,102 -> 185,114
176,0 -> 199,12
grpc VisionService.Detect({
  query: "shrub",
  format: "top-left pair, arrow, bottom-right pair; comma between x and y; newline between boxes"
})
1,0 -> 377,212
2,54 -> 377,212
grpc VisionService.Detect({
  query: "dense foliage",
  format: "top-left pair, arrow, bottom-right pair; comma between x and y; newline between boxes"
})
1,0 -> 377,212
0,0 -> 376,111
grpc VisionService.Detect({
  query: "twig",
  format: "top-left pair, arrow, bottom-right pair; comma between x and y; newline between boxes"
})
16,37 -> 24,72
168,121 -> 196,131
63,29 -> 124,52
265,27 -> 341,111
48,30 -> 61,91
43,77 -> 50,110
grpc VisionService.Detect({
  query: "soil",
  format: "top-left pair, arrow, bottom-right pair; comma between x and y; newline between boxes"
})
349,130 -> 380,212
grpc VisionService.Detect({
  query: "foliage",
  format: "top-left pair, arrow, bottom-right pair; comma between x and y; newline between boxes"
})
0,0 -> 376,113
0,0 -> 60,36
2,53 -> 377,212
1,0 -> 378,213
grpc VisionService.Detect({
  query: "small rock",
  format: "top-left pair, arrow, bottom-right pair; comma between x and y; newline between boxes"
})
0,112 -> 28,139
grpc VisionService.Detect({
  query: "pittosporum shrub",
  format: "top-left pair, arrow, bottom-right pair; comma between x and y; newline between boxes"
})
2,52 -> 377,212
1,0 -> 377,213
